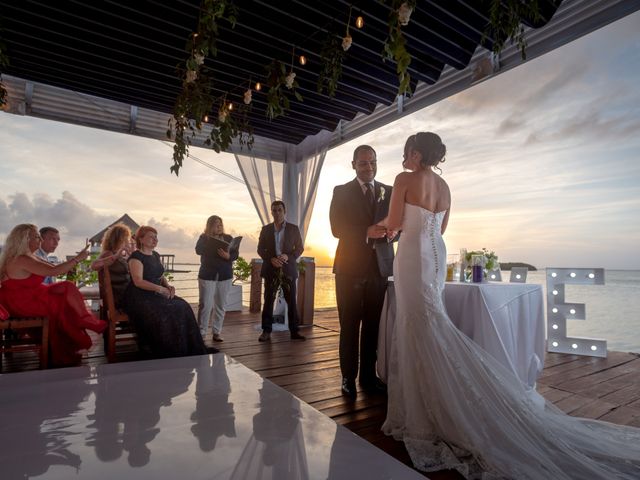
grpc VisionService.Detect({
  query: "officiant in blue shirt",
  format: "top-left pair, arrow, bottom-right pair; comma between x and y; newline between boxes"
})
195,215 -> 239,342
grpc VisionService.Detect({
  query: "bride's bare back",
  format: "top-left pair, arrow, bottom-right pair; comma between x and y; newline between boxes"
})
404,169 -> 450,214
383,132 -> 451,235
386,169 -> 451,234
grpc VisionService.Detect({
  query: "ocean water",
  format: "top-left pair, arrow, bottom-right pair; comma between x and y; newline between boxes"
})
173,266 -> 640,354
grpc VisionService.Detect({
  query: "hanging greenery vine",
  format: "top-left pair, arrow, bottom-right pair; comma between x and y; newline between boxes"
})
169,0 -> 250,176
317,29 -> 347,97
265,59 -> 303,120
382,0 -> 416,96
166,0 -> 545,175
486,0 -> 542,60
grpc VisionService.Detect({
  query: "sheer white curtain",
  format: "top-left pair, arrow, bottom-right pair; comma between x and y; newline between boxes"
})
235,130 -> 331,240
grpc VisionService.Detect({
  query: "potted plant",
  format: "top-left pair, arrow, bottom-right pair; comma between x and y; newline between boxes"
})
226,257 -> 251,311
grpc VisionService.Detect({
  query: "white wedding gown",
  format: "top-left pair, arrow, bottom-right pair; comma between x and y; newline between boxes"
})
382,203 -> 640,479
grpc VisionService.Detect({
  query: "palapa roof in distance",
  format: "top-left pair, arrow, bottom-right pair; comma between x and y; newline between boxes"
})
89,213 -> 140,246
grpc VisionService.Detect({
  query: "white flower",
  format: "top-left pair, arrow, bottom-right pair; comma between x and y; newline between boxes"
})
185,69 -> 198,83
342,34 -> 352,51
218,109 -> 228,123
378,186 -> 386,202
243,88 -> 252,105
193,52 -> 205,66
398,2 -> 413,26
285,71 -> 296,89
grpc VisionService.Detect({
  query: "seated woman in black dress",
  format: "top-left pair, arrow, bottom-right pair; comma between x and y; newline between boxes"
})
91,222 -> 135,308
123,225 -> 208,358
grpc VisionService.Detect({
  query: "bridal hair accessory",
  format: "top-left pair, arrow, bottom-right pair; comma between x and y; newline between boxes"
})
378,186 -> 386,202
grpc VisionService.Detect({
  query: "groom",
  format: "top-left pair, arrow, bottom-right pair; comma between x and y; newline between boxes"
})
330,145 -> 394,397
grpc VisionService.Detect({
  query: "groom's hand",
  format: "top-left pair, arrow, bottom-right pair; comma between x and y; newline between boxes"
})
367,224 -> 387,240
271,257 -> 284,268
386,229 -> 399,241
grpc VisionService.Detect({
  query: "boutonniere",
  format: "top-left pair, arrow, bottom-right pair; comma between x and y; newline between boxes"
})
378,186 -> 386,203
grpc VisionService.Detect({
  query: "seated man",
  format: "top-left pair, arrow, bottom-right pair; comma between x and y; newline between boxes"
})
35,226 -> 61,284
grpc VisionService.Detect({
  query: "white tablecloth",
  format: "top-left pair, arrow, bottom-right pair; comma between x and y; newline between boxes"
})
378,282 -> 545,388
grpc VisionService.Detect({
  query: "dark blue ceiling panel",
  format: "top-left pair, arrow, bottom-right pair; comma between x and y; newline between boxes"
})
1,0 -> 562,144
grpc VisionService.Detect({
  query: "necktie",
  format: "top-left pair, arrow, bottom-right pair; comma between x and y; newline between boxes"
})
365,183 -> 374,207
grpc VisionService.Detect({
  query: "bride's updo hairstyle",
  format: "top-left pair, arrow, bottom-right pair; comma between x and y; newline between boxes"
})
407,132 -> 446,170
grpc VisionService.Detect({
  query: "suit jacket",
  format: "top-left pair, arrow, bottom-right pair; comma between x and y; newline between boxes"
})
257,222 -> 304,279
195,233 -> 239,281
330,178 -> 394,278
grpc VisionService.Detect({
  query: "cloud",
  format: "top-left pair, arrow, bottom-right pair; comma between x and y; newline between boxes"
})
0,191 -> 114,237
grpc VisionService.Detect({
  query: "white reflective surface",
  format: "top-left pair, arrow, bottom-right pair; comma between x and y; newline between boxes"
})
0,354 -> 424,479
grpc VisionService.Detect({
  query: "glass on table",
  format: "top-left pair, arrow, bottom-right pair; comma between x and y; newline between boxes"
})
446,253 -> 459,282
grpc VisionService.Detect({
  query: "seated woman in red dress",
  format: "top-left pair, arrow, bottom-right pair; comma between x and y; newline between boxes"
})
0,223 -> 107,366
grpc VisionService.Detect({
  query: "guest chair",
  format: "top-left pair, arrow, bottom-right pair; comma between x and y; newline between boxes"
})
510,267 -> 528,283
0,316 -> 49,371
99,267 -> 135,362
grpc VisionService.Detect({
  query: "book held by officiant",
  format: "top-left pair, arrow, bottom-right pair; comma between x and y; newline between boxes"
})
210,236 -> 242,252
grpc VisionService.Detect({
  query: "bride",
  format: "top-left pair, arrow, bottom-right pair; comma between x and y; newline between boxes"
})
380,132 -> 640,479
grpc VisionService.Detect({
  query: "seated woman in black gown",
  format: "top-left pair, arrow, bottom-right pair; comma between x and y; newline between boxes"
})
123,225 -> 208,358
91,222 -> 135,308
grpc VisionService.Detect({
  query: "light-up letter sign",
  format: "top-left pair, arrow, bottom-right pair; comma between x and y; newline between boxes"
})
546,268 -> 605,358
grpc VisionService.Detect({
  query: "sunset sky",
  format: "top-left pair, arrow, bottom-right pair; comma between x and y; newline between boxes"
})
1,11 -> 639,270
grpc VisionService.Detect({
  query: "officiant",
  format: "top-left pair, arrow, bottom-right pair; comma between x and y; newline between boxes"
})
196,215 -> 239,342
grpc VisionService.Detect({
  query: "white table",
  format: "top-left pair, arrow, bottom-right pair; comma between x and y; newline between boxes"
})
378,282 -> 545,388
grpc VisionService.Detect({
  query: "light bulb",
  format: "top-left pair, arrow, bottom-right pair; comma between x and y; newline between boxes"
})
255,82 -> 262,91
227,102 -> 233,111
552,341 -> 559,347
299,55 -> 307,65
572,343 -> 578,349
355,16 -> 364,28
203,115 -> 208,122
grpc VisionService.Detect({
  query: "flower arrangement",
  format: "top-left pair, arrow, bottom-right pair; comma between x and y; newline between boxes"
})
378,186 -> 386,202
465,248 -> 499,271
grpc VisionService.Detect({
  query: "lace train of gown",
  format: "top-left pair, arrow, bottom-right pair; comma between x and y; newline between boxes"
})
382,203 -> 640,479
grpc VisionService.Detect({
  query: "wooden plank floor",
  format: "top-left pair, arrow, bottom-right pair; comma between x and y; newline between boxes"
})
2,308 -> 639,479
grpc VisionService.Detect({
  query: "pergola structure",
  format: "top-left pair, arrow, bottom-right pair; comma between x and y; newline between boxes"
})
2,0 -> 638,236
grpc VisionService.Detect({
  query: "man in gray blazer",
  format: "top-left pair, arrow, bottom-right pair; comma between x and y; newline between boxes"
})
330,145 -> 395,397
257,201 -> 306,342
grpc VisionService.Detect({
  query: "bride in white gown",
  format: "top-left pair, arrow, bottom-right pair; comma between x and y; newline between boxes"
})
380,132 -> 640,479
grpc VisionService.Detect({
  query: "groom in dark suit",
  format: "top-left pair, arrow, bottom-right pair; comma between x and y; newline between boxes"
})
330,145 -> 395,397
257,200 -> 306,342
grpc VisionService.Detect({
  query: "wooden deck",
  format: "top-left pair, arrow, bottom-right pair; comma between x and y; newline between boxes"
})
2,308 -> 639,479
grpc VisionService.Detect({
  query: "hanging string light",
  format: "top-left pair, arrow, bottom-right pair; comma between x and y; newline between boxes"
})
299,54 -> 307,65
355,14 -> 364,29
255,82 -> 262,91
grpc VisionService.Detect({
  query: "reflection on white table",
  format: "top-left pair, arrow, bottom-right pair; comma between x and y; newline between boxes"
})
0,354 -> 424,480
378,282 -> 545,388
